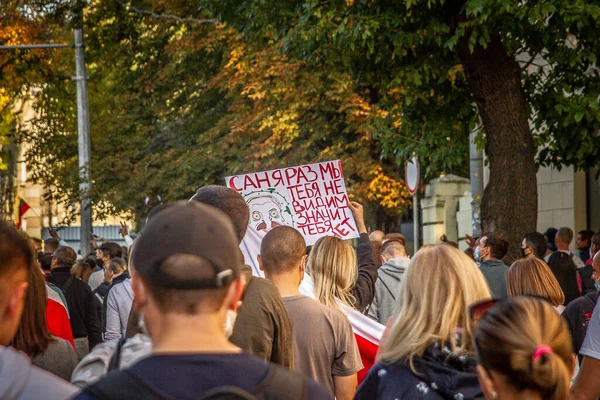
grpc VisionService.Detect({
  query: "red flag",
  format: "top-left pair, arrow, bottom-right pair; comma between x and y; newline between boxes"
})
17,199 -> 31,229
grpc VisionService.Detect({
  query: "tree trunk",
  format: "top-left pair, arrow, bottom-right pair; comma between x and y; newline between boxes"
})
457,35 -> 537,261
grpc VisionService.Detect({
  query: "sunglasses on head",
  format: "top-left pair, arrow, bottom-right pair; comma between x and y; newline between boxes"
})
468,294 -> 553,326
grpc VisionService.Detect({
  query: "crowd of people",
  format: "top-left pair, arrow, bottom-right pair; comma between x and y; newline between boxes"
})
1,184 -> 600,400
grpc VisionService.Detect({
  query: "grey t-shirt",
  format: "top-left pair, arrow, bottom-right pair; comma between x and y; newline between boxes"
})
283,295 -> 363,397
580,300 -> 600,360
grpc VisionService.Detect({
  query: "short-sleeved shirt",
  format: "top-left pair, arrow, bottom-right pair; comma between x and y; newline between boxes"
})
283,295 -> 363,396
229,267 -> 294,369
580,300 -> 600,360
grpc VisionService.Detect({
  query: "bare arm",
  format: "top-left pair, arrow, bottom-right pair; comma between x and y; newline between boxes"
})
570,356 -> 600,400
334,374 -> 357,400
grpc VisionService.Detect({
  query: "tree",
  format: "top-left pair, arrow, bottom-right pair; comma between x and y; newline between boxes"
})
205,0 -> 600,257
16,0 -> 412,229
0,1 -> 70,221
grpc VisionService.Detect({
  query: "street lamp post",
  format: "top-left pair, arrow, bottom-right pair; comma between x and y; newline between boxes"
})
74,29 -> 92,256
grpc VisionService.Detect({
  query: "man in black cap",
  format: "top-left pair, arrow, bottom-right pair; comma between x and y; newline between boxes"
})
75,201 -> 328,400
190,185 -> 294,369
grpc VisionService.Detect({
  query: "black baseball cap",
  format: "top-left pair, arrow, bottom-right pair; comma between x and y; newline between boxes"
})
131,201 -> 242,290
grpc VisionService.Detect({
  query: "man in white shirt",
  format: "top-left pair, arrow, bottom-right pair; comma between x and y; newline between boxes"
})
545,227 -> 585,269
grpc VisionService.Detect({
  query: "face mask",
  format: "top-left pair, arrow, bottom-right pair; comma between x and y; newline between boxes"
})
474,246 -> 482,262
595,279 -> 600,292
224,309 -> 238,338
520,248 -> 527,258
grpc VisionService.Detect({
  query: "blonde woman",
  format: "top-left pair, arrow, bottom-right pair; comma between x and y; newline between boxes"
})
473,296 -> 575,400
355,244 -> 491,400
506,258 -> 566,313
307,202 -> 378,313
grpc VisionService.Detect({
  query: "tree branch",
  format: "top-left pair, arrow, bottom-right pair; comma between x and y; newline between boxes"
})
114,0 -> 217,25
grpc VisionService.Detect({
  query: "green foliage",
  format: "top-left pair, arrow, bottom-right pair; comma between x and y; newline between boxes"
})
206,0 -> 600,173
10,0 -> 411,227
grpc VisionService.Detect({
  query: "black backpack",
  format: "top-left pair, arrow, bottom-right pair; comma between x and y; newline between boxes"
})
86,362 -> 309,400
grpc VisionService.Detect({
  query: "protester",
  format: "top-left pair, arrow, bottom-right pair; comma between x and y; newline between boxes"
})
89,242 -> 122,291
94,258 -> 128,306
0,220 -> 78,399
369,230 -> 384,267
577,230 -> 595,264
38,252 -> 53,275
104,258 -> 134,341
44,237 -> 59,254
506,258 -> 566,313
356,245 -> 490,399
72,261 -> 94,283
563,252 -> 600,362
547,251 -> 581,305
381,232 -> 405,245
571,252 -> 600,400
71,329 -> 152,388
308,201 -> 378,314
46,246 -> 102,359
190,185 -> 294,369
118,221 -> 134,248
576,233 -> 600,295
260,226 -> 362,399
472,296 -> 575,400
475,233 -> 510,298
32,237 -> 43,252
71,248 -> 151,388
550,227 -> 586,269
588,233 -> 600,265
369,230 -> 384,243
11,267 -> 78,380
75,201 -> 328,399
545,227 -> 558,253
440,233 -> 459,248
45,279 -> 75,348
368,237 -> 410,324
521,232 -> 548,259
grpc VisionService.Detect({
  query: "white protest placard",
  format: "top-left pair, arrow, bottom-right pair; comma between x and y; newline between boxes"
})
225,160 -> 359,246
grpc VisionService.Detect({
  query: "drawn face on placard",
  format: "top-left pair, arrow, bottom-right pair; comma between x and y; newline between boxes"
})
247,195 -> 289,232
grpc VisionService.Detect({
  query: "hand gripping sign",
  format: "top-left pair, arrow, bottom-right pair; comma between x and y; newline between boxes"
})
225,160 -> 360,246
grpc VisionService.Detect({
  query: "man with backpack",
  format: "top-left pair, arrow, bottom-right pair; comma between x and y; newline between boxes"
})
75,201 -> 328,400
46,246 -> 102,359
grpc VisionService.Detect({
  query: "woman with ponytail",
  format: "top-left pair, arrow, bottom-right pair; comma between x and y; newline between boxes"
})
472,296 -> 576,400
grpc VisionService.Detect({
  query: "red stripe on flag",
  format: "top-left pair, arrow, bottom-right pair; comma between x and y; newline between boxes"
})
355,333 -> 379,384
17,199 -> 31,229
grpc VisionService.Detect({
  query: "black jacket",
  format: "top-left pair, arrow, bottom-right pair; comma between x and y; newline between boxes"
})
578,265 -> 596,295
47,267 -> 102,348
356,343 -> 484,400
354,233 -> 379,313
563,291 -> 599,359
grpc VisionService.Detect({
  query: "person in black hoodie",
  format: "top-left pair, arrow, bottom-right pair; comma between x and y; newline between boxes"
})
356,244 -> 491,400
46,246 -> 102,360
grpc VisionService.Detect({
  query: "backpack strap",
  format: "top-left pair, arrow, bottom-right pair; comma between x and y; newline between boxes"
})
61,276 -> 75,295
86,369 -> 172,400
252,364 -> 308,400
584,291 -> 599,308
376,276 -> 396,302
201,386 -> 256,400
108,338 -> 127,372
